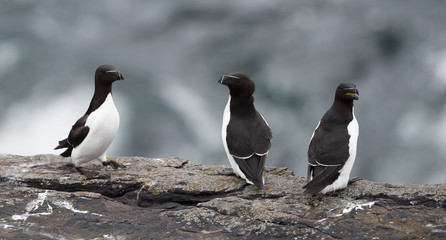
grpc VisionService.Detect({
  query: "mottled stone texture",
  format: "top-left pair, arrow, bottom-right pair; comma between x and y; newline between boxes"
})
0,154 -> 445,239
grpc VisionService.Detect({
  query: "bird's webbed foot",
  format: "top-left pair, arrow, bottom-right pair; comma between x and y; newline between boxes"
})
218,170 -> 237,177
102,158 -> 126,170
75,167 -> 110,180
348,176 -> 362,184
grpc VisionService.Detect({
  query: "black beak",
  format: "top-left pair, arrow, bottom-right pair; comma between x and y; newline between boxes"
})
218,75 -> 226,85
354,89 -> 359,100
345,88 -> 359,100
118,72 -> 124,80
218,75 -> 240,85
106,69 -> 125,80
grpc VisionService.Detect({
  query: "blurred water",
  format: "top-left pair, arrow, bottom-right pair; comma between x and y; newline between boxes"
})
1,0 -> 446,184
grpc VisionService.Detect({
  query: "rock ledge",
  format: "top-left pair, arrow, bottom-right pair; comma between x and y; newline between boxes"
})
0,154 -> 445,239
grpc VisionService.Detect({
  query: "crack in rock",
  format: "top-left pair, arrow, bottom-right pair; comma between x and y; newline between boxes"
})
19,178 -> 143,198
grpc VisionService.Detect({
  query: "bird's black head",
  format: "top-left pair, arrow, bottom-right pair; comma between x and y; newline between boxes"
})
95,64 -> 124,85
218,72 -> 255,97
336,82 -> 359,101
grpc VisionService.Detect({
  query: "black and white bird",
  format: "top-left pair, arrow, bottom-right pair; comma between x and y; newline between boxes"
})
219,72 -> 272,189
55,64 -> 125,176
303,83 -> 359,194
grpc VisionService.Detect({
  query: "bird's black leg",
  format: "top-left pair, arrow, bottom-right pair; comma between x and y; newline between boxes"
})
75,167 -> 110,179
57,163 -> 76,171
75,167 -> 96,178
348,176 -> 362,184
102,160 -> 126,170
218,170 -> 237,177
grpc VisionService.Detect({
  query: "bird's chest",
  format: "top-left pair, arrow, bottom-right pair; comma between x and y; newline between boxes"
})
222,97 -> 231,132
347,116 -> 359,141
86,94 -> 120,138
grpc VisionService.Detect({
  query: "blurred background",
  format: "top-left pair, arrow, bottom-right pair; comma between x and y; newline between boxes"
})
1,0 -> 446,184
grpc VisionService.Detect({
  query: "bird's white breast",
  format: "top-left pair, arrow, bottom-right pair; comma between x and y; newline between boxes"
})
71,93 -> 120,165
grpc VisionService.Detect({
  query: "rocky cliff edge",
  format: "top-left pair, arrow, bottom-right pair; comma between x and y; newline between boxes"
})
0,154 -> 445,239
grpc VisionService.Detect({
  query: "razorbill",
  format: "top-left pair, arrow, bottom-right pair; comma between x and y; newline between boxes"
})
55,64 -> 125,176
303,82 -> 359,194
218,72 -> 272,189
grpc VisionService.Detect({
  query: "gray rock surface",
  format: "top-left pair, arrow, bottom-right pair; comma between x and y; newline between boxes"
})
0,154 -> 445,239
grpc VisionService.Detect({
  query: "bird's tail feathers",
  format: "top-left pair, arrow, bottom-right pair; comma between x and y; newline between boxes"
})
251,179 -> 264,190
60,147 -> 73,157
54,139 -> 72,157
303,166 -> 341,194
54,139 -> 69,150
234,155 -> 266,190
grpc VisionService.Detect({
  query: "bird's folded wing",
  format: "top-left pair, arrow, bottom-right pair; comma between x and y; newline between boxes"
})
308,122 -> 350,166
66,115 -> 90,148
226,112 -> 272,157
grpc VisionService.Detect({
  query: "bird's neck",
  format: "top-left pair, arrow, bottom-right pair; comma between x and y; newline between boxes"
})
86,84 -> 113,114
229,95 -> 256,116
324,98 -> 354,124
